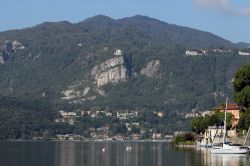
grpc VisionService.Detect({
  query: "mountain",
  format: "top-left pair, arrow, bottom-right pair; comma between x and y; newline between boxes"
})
118,15 -> 235,48
236,42 -> 250,49
77,15 -> 235,48
0,15 -> 250,137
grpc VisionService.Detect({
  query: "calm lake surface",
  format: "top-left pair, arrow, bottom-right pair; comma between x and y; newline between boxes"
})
0,141 -> 249,166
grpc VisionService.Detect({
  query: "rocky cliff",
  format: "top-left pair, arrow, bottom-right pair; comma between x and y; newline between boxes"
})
0,40 -> 25,64
91,56 -> 127,87
61,49 -> 128,102
140,60 -> 160,77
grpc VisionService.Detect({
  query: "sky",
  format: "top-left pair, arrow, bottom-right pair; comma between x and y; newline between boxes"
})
1,0 -> 250,43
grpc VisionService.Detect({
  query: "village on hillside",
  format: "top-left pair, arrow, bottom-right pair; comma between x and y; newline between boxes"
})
53,109 -> 172,141
34,100 -> 246,144
185,48 -> 250,56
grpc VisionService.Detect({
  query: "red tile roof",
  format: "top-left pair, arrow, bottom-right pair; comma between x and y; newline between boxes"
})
226,103 -> 239,110
214,103 -> 239,111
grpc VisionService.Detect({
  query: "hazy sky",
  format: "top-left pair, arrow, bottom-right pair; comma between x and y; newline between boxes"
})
1,0 -> 250,43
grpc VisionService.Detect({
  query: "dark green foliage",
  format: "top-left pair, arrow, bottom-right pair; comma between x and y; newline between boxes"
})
233,63 -> 250,129
110,123 -> 126,135
238,109 -> 250,129
246,113 -> 250,129
131,126 -> 140,133
174,135 -> 185,144
173,132 -> 195,144
0,96 -> 57,139
234,63 -> 250,92
184,132 -> 195,142
233,63 -> 250,108
190,112 -> 232,133
116,15 -> 234,48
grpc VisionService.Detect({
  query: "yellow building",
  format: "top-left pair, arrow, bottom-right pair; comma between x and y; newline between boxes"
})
218,103 -> 240,128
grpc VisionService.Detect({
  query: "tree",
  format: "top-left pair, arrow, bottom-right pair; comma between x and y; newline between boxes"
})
190,116 -> 206,133
190,113 -> 232,134
245,112 -> 250,129
184,132 -> 195,142
110,123 -> 126,135
233,63 -> 250,130
214,111 -> 233,129
233,63 -> 250,108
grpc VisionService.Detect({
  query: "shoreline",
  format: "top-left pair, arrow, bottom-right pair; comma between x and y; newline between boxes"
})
0,139 -> 172,143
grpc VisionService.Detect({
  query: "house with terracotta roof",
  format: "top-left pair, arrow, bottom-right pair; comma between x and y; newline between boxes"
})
217,103 -> 240,128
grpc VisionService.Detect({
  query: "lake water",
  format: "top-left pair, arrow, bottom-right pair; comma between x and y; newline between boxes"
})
0,141 -> 249,166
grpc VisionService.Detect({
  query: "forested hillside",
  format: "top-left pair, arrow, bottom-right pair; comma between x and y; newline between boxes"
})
0,15 -> 250,138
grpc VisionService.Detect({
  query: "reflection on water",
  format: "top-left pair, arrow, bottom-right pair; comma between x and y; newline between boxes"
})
54,142 -> 167,166
191,147 -> 249,166
210,154 -> 249,166
0,141 -> 250,166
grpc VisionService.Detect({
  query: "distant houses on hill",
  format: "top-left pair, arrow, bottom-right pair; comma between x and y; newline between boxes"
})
238,51 -> 250,56
185,49 -> 250,56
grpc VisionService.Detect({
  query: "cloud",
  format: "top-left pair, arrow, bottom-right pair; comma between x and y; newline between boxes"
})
193,0 -> 250,16
239,6 -> 250,15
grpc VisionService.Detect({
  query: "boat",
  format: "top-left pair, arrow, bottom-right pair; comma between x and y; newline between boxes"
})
211,142 -> 249,154
210,99 -> 250,154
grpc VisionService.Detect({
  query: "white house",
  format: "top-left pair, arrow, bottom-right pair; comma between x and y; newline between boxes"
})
238,51 -> 250,56
185,50 -> 199,56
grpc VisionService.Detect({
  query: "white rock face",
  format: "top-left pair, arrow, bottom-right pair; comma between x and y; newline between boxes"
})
70,96 -> 96,104
91,56 -> 127,87
62,86 -> 91,100
0,40 -> 25,64
0,56 -> 4,64
42,92 -> 46,98
83,87 -> 90,96
113,49 -> 122,56
140,60 -> 160,77
97,89 -> 105,96
62,89 -> 81,100
96,66 -> 127,87
61,54 -> 127,102
91,57 -> 124,76
12,40 -> 25,51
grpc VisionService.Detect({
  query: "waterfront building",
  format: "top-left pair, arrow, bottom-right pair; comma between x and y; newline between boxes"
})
217,103 -> 240,128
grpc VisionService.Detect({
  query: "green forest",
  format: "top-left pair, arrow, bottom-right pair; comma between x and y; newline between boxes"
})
1,15 -> 250,139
